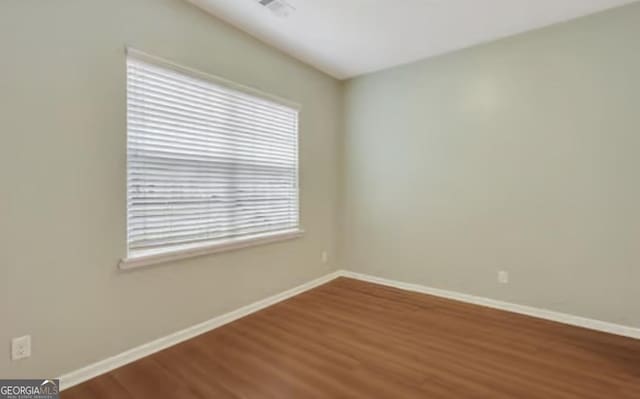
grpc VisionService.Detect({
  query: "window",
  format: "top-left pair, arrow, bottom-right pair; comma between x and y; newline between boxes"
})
121,50 -> 301,268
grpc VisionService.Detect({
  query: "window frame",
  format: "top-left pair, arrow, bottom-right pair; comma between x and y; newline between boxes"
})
119,48 -> 303,270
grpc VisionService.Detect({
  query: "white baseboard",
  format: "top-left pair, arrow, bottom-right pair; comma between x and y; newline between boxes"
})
341,270 -> 640,340
59,270 -> 342,391
60,268 -> 639,391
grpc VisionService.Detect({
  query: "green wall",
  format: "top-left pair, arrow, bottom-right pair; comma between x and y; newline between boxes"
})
0,0 -> 342,378
341,3 -> 640,327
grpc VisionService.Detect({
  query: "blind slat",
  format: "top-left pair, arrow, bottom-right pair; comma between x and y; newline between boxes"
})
129,125 -> 295,153
128,63 -> 295,117
129,140 -> 296,164
128,212 -> 297,234
129,199 -> 295,214
129,205 -> 295,221
130,221 -> 297,249
127,79 -> 297,128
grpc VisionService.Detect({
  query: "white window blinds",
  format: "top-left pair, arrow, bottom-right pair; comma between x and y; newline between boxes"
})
126,52 -> 300,259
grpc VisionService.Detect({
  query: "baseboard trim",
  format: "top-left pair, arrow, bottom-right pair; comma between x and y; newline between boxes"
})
59,270 -> 342,391
340,270 -> 640,340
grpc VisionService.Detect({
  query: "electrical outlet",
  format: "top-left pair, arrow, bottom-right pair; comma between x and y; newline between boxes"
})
321,251 -> 328,263
498,271 -> 509,284
11,335 -> 31,360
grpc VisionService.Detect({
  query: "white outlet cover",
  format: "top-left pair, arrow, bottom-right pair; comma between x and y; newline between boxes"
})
11,335 -> 31,360
498,271 -> 509,284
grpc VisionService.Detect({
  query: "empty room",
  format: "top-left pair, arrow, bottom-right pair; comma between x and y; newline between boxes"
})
1,0 -> 639,397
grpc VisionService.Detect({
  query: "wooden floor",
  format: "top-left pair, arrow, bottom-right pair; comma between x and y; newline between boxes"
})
62,277 -> 640,398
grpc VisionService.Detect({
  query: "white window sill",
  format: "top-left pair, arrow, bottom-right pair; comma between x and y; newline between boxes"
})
119,228 -> 304,270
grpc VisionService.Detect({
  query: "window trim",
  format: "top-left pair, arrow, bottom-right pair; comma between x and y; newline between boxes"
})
120,48 -> 303,270
119,228 -> 304,270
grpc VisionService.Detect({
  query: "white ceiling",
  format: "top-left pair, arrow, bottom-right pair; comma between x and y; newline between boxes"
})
188,0 -> 638,79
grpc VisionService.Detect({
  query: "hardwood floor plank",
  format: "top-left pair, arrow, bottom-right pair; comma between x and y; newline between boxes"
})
62,277 -> 640,398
